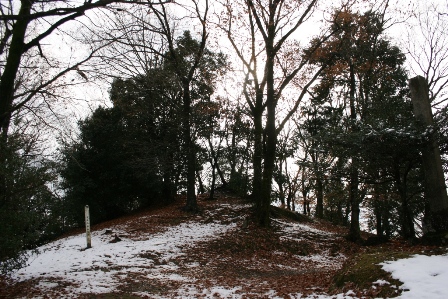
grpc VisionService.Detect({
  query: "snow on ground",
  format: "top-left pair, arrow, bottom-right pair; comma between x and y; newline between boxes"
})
381,253 -> 448,299
276,218 -> 335,238
9,200 -> 448,299
13,220 -> 236,296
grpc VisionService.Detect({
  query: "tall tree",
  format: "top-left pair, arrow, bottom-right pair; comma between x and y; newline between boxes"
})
80,0 -> 225,211
61,68 -> 184,225
404,2 -> 448,108
306,7 -> 414,241
0,0 -> 173,232
0,0 -> 174,137
0,133 -> 59,273
220,0 -> 333,226
294,103 -> 341,218
145,1 -> 219,212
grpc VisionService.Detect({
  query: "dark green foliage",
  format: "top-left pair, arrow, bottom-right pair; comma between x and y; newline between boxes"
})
434,105 -> 448,173
60,71 -> 183,225
164,31 -> 227,100
302,9 -> 425,238
324,177 -> 350,226
59,31 -> 228,223
0,134 -> 60,273
220,105 -> 253,196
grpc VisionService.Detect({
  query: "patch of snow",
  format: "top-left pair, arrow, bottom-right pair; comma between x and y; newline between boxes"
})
380,253 -> 448,299
10,199 -> 448,299
373,279 -> 390,286
37,280 -> 59,288
203,286 -> 243,298
254,291 -> 359,299
276,219 -> 335,237
170,287 -> 361,299
298,252 -> 346,268
12,221 -> 235,296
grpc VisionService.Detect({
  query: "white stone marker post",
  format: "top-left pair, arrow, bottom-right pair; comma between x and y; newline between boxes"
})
85,205 -> 92,248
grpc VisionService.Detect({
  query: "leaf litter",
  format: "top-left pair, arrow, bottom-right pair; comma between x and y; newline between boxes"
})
1,194 -> 447,298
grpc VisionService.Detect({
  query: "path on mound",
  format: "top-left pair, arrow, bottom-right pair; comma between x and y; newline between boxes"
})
6,196 -> 359,298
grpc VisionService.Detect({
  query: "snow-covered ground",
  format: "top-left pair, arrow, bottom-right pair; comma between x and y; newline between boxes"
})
8,202 -> 448,298
13,221 -> 236,296
380,254 -> 448,299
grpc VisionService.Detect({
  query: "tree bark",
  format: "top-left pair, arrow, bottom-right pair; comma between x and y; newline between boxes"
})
0,0 -> 33,210
393,161 -> 415,239
208,137 -> 227,187
0,1 -> 32,135
348,160 -> 361,241
252,109 -> 263,202
182,82 -> 198,212
257,32 -> 277,227
311,150 -> 324,218
409,75 -> 448,232
275,158 -> 286,208
315,177 -> 324,218
347,61 -> 362,242
373,186 -> 383,237
209,160 -> 216,200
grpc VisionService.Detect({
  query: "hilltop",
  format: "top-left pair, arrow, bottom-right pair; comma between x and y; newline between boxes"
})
1,192 -> 447,298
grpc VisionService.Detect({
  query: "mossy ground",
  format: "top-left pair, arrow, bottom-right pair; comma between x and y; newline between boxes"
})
331,238 -> 448,298
332,246 -> 409,298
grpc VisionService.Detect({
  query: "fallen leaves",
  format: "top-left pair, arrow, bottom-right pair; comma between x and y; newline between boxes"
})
1,193 -> 444,298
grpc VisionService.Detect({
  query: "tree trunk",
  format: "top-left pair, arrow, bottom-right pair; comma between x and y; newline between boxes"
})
399,187 -> 415,239
315,177 -> 324,218
214,157 -> 226,187
409,75 -> 448,232
373,188 -> 383,237
301,172 -> 308,215
393,162 -> 415,239
276,160 -> 286,208
0,2 -> 32,136
383,208 -> 391,238
303,199 -> 307,215
196,171 -> 205,195
337,203 -> 343,225
252,109 -> 263,202
258,101 -> 276,226
209,161 -> 216,200
0,1 -> 33,209
348,161 -> 361,241
230,126 -> 237,179
401,198 -> 415,238
347,61 -> 362,242
375,208 -> 383,237
182,82 -> 197,212
286,193 -> 291,210
162,165 -> 175,203
257,40 -> 277,227
208,137 -> 227,187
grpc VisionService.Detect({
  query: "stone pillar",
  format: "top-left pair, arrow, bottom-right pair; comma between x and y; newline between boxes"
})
409,76 -> 448,232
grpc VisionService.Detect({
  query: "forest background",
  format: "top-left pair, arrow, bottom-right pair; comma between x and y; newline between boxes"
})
1,0 -> 448,274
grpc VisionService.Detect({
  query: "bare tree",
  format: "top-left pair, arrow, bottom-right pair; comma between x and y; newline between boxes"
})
0,0 -> 173,215
93,0 -> 215,211
0,0 -> 171,138
405,1 -> 448,109
218,0 -> 337,226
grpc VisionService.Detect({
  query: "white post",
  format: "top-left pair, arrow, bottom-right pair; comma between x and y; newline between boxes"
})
85,205 -> 91,248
